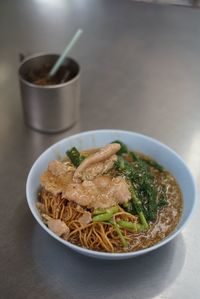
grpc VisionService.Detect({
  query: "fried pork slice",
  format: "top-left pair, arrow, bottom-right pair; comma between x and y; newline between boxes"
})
73,143 -> 120,181
43,214 -> 70,237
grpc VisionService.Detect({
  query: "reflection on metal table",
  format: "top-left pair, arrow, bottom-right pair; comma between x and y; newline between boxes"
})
0,0 -> 199,298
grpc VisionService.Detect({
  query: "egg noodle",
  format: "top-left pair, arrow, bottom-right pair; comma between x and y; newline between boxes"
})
39,189 -> 137,252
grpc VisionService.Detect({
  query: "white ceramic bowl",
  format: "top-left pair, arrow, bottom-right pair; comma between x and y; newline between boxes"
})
26,130 -> 197,260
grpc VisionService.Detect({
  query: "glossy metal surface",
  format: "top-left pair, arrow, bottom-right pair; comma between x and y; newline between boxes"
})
0,0 -> 199,298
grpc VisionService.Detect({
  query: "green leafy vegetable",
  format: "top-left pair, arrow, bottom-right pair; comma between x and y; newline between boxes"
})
130,150 -> 164,172
158,198 -> 168,208
66,147 -> 84,167
145,185 -> 157,221
142,158 -> 164,172
115,154 -> 159,224
111,140 -> 128,155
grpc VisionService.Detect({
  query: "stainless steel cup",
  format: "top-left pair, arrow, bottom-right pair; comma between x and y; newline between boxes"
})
19,53 -> 80,133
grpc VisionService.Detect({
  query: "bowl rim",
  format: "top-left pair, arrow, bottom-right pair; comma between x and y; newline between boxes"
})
26,129 -> 197,258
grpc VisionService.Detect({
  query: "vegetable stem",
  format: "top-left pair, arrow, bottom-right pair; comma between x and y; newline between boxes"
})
130,188 -> 149,230
110,221 -> 128,247
93,206 -> 119,216
117,220 -> 145,232
138,212 -> 149,230
92,212 -> 113,222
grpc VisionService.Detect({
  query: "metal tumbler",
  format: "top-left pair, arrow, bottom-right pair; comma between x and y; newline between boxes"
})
19,53 -> 80,133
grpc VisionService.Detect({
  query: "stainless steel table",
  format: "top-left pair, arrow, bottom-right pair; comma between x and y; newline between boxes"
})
0,0 -> 199,298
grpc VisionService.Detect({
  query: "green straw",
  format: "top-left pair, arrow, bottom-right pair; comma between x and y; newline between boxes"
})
49,29 -> 83,78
